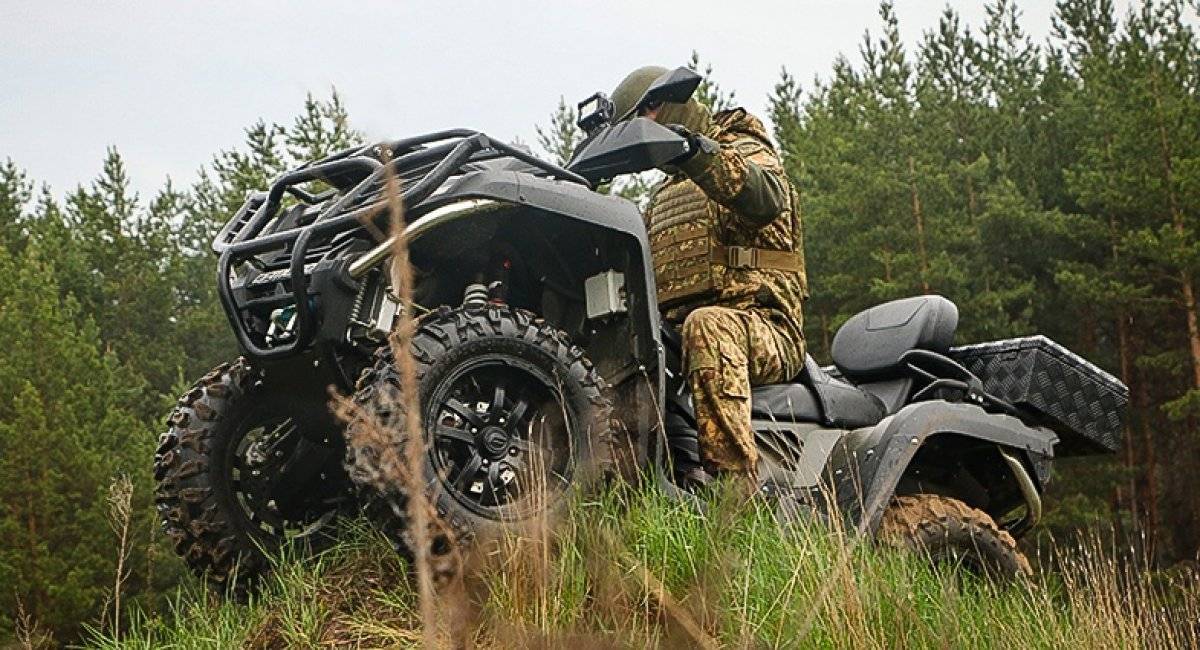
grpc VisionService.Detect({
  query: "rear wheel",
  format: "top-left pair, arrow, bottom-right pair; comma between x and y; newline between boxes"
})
154,359 -> 352,595
879,494 -> 1032,582
345,305 -> 616,560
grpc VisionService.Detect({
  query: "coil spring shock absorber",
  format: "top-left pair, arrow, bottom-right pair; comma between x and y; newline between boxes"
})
462,282 -> 489,308
462,255 -> 512,308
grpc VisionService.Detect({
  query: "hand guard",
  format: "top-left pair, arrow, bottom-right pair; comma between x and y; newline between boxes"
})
664,124 -> 718,166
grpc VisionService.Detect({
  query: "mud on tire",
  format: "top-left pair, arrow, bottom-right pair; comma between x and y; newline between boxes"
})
345,304 -> 616,563
154,359 -> 350,595
879,493 -> 1032,582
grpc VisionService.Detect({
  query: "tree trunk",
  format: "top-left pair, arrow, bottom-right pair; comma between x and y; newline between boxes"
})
907,156 -> 931,294
819,310 -> 831,358
1179,278 -> 1200,390
1106,206 -> 1140,525
1117,308 -> 1139,524
1150,76 -> 1200,390
1079,306 -> 1097,356
25,487 -> 43,619
1139,377 -> 1160,539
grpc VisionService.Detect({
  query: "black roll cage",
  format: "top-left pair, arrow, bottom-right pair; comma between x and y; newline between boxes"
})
213,130 -> 590,360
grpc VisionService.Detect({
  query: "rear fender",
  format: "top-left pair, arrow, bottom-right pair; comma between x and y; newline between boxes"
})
827,400 -> 1056,536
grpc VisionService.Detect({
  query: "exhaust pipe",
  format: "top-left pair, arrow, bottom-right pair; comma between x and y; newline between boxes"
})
348,198 -> 499,279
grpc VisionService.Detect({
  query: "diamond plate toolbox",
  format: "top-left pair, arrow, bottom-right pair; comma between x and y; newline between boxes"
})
950,335 -> 1128,455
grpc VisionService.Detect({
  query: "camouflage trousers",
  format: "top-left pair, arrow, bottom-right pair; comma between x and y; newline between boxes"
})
682,306 -> 804,479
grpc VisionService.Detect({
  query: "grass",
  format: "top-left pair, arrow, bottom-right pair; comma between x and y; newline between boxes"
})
83,483 -> 1200,649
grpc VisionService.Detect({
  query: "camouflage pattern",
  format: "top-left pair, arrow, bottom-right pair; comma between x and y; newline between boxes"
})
643,107 -> 808,478
683,306 -> 803,475
644,108 -> 808,349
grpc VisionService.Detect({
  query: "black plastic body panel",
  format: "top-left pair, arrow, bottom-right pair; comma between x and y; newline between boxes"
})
951,335 -> 1127,455
826,401 -> 1058,535
427,170 -> 663,368
410,171 -> 668,465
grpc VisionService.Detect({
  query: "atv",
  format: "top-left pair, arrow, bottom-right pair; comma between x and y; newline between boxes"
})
155,67 -> 1128,591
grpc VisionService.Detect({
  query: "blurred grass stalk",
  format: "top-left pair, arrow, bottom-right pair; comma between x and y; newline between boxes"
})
101,474 -> 134,642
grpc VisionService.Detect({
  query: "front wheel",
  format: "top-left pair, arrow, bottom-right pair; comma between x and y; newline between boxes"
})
345,305 -> 616,557
879,493 -> 1032,582
154,359 -> 352,594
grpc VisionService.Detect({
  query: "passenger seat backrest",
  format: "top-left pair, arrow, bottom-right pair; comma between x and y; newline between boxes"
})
831,295 -> 958,381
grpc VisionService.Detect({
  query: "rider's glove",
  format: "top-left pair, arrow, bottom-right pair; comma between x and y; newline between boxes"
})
664,124 -> 719,168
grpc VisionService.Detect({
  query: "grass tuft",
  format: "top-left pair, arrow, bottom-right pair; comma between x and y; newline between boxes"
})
86,482 -> 1200,648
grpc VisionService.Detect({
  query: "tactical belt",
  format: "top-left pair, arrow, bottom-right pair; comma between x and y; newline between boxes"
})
711,245 -> 804,272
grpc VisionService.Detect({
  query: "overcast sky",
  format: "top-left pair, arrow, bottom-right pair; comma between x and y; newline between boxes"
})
2,1 -> 1138,200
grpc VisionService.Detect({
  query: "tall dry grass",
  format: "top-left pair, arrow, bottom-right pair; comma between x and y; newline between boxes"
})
83,483 -> 1200,649
330,149 -> 471,647
100,474 -> 135,641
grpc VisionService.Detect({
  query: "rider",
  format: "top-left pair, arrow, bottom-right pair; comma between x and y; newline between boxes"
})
610,66 -> 808,491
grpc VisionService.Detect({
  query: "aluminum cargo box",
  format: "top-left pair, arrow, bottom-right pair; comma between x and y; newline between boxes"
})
950,335 -> 1128,456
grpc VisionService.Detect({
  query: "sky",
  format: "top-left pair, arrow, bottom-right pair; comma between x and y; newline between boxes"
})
0,0 -> 1134,200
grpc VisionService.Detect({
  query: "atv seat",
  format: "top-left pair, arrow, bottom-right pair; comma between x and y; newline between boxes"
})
750,383 -> 822,422
750,357 -> 886,429
660,323 -> 885,429
831,295 -> 958,380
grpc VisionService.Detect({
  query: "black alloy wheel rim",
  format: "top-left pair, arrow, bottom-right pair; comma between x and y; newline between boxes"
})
426,355 -> 574,520
228,406 -> 339,540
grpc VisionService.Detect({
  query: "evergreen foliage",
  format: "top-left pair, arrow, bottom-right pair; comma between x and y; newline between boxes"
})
0,244 -> 154,639
769,0 -> 1200,558
535,96 -> 583,168
0,92 -> 360,644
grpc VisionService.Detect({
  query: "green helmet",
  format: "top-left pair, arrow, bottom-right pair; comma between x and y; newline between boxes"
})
611,65 -> 669,122
610,65 -> 713,136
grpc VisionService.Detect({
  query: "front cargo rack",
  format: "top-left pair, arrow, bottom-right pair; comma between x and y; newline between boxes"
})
213,129 -> 589,360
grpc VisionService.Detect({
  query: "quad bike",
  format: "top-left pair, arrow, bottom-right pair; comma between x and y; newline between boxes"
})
155,67 -> 1128,592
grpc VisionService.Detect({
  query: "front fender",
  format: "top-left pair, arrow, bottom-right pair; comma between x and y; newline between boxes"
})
827,401 -> 1057,536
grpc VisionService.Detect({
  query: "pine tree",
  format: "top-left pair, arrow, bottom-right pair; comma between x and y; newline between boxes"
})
536,96 -> 583,168
48,150 -> 189,416
769,68 -> 804,181
0,244 -> 153,640
286,89 -> 362,162
687,51 -> 737,112
0,90 -> 367,643
0,159 -> 32,254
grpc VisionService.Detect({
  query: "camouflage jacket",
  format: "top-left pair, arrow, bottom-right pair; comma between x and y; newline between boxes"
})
644,108 -> 807,346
